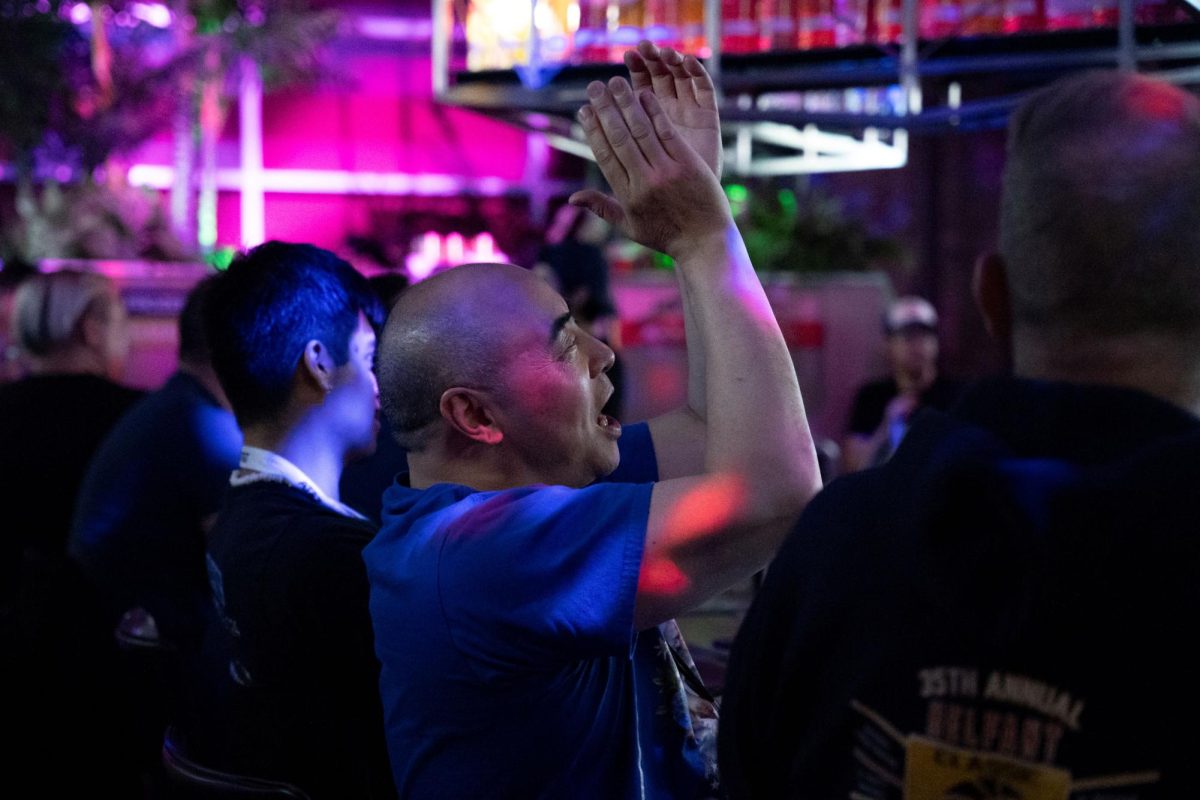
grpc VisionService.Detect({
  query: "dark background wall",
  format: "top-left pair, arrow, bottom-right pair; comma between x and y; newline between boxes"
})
819,127 -> 1011,381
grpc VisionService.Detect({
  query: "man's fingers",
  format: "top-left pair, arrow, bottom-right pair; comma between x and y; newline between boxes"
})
568,189 -> 627,231
587,79 -> 650,176
635,39 -> 678,101
661,47 -> 697,108
683,54 -> 718,111
639,89 -> 694,164
625,50 -> 653,94
610,76 -> 669,165
577,101 -> 629,195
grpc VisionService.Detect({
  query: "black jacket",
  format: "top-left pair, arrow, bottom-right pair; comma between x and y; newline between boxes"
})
721,378 -> 1200,799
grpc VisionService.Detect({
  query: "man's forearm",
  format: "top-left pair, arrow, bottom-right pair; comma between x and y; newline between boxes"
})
675,265 -> 707,420
673,225 -> 818,502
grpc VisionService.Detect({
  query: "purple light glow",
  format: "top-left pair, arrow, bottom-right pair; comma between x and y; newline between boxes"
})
132,3 -> 172,29
354,15 -> 433,42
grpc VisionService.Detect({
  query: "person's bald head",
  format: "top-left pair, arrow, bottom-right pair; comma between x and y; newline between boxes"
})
1000,72 -> 1200,346
378,263 -> 560,451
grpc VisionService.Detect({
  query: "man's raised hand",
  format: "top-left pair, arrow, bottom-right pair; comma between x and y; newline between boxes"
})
569,76 -> 730,261
625,41 -> 722,180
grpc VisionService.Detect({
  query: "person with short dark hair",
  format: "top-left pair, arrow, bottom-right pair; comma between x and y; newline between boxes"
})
196,242 -> 394,798
842,295 -> 962,472
365,42 -> 821,799
720,72 -> 1200,797
69,275 -> 242,655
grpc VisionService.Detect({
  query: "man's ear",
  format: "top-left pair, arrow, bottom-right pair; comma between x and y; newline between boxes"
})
439,388 -> 504,445
973,252 -> 1013,344
301,339 -> 335,394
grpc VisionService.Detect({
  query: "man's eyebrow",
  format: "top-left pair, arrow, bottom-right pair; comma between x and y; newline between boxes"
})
549,312 -> 572,345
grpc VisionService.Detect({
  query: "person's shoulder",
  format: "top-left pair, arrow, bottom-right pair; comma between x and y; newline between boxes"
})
846,378 -> 897,434
848,377 -> 897,417
89,373 -> 145,405
856,377 -> 897,399
379,481 -> 476,530
381,481 -> 648,553
604,420 -> 658,484
0,376 -> 34,404
88,384 -> 173,447
143,377 -> 240,450
785,415 -> 962,565
185,402 -> 242,464
220,482 -> 372,533
766,462 -> 919,618
433,483 -> 652,593
924,376 -> 967,408
216,484 -> 377,566
794,468 -> 887,537
283,495 -> 378,546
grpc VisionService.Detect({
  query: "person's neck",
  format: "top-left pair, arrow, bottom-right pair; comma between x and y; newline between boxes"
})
408,444 -> 546,492
1015,330 -> 1200,418
242,418 -> 345,502
895,367 -> 935,395
29,348 -> 107,378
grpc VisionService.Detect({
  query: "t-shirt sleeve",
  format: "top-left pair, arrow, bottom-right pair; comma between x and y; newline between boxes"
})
435,481 -> 652,677
602,420 -> 658,484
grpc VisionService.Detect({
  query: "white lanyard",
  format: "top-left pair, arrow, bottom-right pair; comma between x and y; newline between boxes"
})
232,446 -> 368,521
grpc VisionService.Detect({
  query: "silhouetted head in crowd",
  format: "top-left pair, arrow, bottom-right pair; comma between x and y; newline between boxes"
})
978,72 -> 1200,409
175,274 -> 233,407
0,258 -> 38,383
378,262 -> 617,490
179,275 -> 219,367
883,296 -> 940,392
9,269 -> 129,380
367,272 -> 410,314
205,241 -> 385,455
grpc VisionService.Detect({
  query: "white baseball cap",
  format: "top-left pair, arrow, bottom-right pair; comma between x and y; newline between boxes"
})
885,296 -> 938,334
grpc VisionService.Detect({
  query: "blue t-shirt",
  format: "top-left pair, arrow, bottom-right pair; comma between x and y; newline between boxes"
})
365,422 -> 714,799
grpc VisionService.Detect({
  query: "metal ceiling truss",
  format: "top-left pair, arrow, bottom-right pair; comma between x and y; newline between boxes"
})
432,0 -> 1200,175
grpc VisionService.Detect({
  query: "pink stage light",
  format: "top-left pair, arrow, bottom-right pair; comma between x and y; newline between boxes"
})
444,232 -> 465,265
473,233 -> 498,262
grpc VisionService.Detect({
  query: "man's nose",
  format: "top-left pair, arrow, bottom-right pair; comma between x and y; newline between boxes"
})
588,335 -> 615,377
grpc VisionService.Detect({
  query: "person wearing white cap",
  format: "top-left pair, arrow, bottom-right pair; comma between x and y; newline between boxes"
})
840,295 -> 962,472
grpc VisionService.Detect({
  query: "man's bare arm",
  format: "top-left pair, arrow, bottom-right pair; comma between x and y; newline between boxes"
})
571,66 -> 820,629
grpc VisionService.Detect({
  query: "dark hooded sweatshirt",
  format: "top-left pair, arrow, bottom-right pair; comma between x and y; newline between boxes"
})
721,377 -> 1200,800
